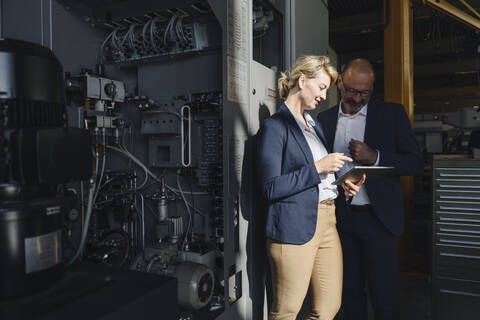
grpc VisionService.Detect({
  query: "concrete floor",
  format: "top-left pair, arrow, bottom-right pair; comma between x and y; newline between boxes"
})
332,273 -> 432,320
399,273 -> 431,320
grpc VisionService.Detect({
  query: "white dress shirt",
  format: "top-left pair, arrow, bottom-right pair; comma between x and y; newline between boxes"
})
333,102 -> 379,205
291,109 -> 338,202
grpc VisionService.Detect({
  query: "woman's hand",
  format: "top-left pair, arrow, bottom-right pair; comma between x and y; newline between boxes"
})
314,153 -> 353,174
342,174 -> 366,197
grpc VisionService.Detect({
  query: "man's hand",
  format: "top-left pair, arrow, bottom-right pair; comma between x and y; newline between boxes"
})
315,153 -> 353,174
348,139 -> 378,165
342,174 -> 366,197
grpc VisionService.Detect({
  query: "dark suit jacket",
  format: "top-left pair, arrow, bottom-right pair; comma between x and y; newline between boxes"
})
257,103 -> 330,244
317,100 -> 423,236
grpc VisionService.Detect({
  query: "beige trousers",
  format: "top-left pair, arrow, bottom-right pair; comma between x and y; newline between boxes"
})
267,203 -> 342,320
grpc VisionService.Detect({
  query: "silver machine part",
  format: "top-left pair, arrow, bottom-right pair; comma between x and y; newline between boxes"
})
84,75 -> 126,103
158,196 -> 169,222
175,262 -> 215,310
168,216 -> 184,243
24,230 -> 62,274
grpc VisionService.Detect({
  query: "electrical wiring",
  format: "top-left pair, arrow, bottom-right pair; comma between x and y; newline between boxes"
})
100,9 -> 202,62
142,19 -> 153,52
175,14 -> 188,45
93,153 -> 106,204
109,144 -> 206,194
66,181 -> 96,266
99,29 -> 116,62
137,169 -> 167,190
163,13 -> 179,47
118,27 -> 131,51
128,24 -> 136,50
93,130 -> 107,204
146,255 -> 163,272
177,172 -> 192,249
108,144 -> 149,190
111,27 -> 122,51
166,184 -> 207,217
98,176 -> 116,190
106,145 -> 207,217
151,16 -> 164,52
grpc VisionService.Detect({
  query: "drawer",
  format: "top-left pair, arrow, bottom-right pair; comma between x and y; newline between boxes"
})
436,190 -> 480,201
437,233 -> 480,246
436,222 -> 480,236
436,211 -> 480,224
434,178 -> 480,190
434,201 -> 480,213
435,167 -> 480,178
436,243 -> 480,269
437,264 -> 480,281
435,277 -> 480,320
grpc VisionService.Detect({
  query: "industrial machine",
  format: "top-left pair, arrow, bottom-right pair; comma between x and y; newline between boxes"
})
0,0 -> 328,319
0,38 -> 92,297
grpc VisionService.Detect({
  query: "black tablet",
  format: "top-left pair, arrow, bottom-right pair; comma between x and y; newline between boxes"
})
331,166 -> 395,185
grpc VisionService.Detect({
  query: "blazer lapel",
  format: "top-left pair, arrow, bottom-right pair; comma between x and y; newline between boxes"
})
322,106 -> 339,152
279,104 -> 315,164
313,121 -> 329,152
364,100 -> 378,146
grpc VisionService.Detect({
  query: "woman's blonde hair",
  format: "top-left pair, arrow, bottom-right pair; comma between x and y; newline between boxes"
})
278,55 -> 338,100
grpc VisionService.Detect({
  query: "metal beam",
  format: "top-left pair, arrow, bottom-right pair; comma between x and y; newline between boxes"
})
384,0 -> 415,270
458,0 -> 480,19
384,0 -> 414,119
423,0 -> 480,31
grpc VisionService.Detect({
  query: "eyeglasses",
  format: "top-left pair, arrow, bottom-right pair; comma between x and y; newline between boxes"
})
343,84 -> 372,97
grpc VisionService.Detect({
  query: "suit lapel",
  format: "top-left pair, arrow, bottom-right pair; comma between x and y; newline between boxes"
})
364,100 -> 378,146
313,121 -> 328,151
322,106 -> 339,152
279,104 -> 315,164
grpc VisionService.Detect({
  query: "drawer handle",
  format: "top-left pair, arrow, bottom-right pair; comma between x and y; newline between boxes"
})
440,252 -> 480,260
439,238 -> 480,246
439,206 -> 480,212
439,217 -> 480,223
439,289 -> 480,298
439,173 -> 480,177
437,168 -> 480,171
438,184 -> 480,189
439,228 -> 480,234
440,195 -> 480,200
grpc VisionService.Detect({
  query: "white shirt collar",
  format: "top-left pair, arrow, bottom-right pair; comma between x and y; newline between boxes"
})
293,112 -> 315,130
338,100 -> 368,117
285,102 -> 316,129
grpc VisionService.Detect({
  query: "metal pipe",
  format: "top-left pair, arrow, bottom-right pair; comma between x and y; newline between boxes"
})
180,105 -> 191,167
139,193 -> 145,250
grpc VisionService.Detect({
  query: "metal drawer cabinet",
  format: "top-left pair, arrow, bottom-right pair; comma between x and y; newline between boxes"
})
433,161 -> 480,256
435,277 -> 480,320
433,159 -> 480,320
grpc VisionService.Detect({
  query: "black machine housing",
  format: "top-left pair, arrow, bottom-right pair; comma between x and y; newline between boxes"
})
0,38 -> 92,297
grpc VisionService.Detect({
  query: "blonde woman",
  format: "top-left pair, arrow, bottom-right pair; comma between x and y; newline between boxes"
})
257,55 -> 365,320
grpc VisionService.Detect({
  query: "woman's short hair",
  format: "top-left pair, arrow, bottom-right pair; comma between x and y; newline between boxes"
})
278,55 -> 338,100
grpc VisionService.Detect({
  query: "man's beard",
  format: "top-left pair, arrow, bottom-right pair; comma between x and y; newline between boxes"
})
344,99 -> 365,113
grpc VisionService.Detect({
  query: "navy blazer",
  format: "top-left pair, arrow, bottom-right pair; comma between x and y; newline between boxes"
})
257,103 -> 330,244
317,100 -> 423,236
